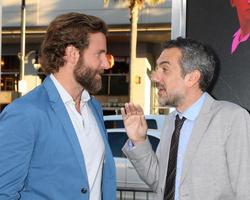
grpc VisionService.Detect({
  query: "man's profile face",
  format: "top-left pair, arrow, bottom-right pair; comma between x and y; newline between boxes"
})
73,32 -> 109,94
151,47 -> 187,107
231,0 -> 250,36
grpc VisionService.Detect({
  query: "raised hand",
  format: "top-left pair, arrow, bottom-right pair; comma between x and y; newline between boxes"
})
121,102 -> 148,145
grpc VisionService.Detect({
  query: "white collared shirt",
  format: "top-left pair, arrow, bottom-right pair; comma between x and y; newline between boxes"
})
50,74 -> 104,200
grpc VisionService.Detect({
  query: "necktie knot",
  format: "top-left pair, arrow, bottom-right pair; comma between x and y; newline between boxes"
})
175,115 -> 186,132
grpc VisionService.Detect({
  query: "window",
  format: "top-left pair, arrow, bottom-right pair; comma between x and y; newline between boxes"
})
146,120 -> 158,129
148,136 -> 160,152
96,74 -> 129,96
107,132 -> 128,158
109,75 -> 128,95
105,120 -> 124,129
1,55 -> 20,91
104,119 -> 158,129
107,131 -> 160,158
1,55 -> 19,72
96,56 -> 129,96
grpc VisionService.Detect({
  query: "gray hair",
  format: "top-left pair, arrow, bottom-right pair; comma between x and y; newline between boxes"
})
163,37 -> 216,91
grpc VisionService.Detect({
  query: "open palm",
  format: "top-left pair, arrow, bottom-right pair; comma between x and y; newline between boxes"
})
121,103 -> 148,144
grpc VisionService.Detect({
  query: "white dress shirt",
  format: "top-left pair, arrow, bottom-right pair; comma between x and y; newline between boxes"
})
50,74 -> 105,200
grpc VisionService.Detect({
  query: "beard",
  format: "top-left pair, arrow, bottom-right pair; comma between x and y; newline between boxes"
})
73,57 -> 103,94
155,82 -> 184,107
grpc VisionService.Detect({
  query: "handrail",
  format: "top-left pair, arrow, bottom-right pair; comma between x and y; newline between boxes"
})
117,186 -> 154,200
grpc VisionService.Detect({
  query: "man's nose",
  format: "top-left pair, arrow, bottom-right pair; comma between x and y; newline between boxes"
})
150,70 -> 160,83
101,54 -> 114,70
101,56 -> 109,70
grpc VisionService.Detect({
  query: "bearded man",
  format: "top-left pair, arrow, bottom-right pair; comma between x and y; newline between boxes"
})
0,12 -> 116,200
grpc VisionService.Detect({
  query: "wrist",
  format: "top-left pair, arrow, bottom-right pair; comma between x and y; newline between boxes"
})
131,136 -> 146,145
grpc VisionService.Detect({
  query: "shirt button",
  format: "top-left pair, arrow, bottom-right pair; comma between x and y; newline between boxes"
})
81,188 -> 88,194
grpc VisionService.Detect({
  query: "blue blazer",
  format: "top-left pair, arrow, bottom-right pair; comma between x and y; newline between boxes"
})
0,76 -> 116,200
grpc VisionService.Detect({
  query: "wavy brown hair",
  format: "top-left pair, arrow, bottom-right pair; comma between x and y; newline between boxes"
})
40,12 -> 107,74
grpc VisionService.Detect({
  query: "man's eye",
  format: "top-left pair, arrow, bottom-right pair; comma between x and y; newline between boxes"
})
162,67 -> 168,72
155,66 -> 168,73
96,52 -> 101,56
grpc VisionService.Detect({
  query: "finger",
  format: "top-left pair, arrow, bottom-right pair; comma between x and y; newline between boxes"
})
124,102 -> 131,115
121,108 -> 127,119
121,108 -> 126,118
135,104 -> 144,115
128,102 -> 137,115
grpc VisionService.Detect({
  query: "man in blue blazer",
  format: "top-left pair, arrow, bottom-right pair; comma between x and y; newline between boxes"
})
0,12 -> 116,200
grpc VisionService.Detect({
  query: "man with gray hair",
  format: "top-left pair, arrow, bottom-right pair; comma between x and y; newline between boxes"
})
122,37 -> 250,200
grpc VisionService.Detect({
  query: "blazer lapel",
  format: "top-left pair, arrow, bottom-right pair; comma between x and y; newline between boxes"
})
43,77 -> 88,179
180,94 -> 215,184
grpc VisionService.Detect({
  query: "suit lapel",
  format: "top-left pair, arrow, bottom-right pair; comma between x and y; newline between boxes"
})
180,94 -> 215,184
43,77 -> 88,179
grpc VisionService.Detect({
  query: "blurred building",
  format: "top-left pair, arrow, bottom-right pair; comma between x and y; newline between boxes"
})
0,0 -> 172,114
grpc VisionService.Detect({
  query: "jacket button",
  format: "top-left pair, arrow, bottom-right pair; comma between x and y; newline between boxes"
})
81,188 -> 87,194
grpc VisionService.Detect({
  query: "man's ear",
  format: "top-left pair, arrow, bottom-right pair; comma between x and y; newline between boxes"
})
184,69 -> 201,87
64,45 -> 80,65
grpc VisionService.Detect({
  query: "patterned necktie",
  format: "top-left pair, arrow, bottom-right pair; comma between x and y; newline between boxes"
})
164,115 -> 186,200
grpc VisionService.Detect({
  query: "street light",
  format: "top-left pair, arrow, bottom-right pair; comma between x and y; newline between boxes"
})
18,0 -> 26,94
18,50 -> 41,69
17,50 -> 41,94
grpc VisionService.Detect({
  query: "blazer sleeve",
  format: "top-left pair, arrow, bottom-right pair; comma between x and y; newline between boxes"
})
0,104 -> 36,199
226,107 -> 250,199
122,137 -> 159,191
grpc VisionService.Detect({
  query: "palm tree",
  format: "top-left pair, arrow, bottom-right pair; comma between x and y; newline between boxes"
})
104,0 -> 166,102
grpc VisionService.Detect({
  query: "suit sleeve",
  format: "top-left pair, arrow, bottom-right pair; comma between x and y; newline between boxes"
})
226,108 -> 250,199
0,105 -> 36,199
122,137 -> 159,191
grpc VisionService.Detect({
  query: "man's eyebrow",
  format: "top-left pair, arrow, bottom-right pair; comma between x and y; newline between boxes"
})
157,61 -> 170,66
99,49 -> 106,53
